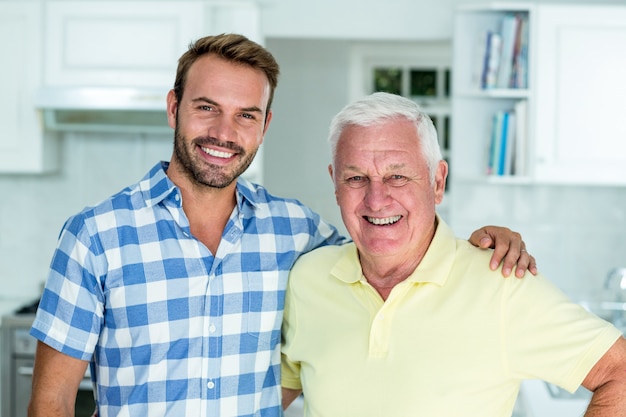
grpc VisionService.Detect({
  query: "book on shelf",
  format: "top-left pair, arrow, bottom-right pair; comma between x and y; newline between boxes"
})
496,14 -> 520,89
479,13 -> 529,90
501,112 -> 516,175
514,14 -> 529,88
486,111 -> 504,175
486,101 -> 527,176
481,30 -> 502,89
513,100 -> 528,175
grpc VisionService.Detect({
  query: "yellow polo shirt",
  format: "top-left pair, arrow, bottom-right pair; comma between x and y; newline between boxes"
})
281,220 -> 621,417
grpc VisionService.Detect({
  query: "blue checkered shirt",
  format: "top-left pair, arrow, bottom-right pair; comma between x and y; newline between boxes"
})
31,161 -> 345,417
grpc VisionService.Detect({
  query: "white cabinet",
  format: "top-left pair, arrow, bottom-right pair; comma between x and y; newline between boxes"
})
451,3 -> 626,187
0,2 -> 58,173
533,5 -> 626,185
44,1 -> 261,87
46,1 -> 200,87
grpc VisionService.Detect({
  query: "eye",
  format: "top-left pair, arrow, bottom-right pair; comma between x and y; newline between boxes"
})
241,113 -> 256,120
199,105 -> 215,112
385,175 -> 410,187
344,176 -> 369,188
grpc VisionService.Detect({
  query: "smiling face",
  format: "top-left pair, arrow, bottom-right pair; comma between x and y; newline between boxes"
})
166,54 -> 272,190
330,117 -> 448,265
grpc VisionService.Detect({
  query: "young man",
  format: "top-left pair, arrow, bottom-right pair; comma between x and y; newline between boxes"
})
28,35 -> 535,417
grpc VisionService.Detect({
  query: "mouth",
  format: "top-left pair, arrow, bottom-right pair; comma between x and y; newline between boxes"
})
365,215 -> 402,226
200,146 -> 235,159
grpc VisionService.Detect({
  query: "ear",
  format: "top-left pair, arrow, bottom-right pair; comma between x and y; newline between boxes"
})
433,160 -> 448,205
166,89 -> 178,129
328,164 -> 340,205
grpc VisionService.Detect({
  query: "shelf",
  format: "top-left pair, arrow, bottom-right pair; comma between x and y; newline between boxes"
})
453,175 -> 533,185
458,3 -> 534,13
455,88 -> 531,99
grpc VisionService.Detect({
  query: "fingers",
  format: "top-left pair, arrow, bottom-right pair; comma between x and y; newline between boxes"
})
469,227 -> 495,249
479,236 -> 493,249
490,230 -> 522,277
499,243 -> 538,278
518,253 -> 538,277
471,225 -> 538,278
512,247 -> 531,278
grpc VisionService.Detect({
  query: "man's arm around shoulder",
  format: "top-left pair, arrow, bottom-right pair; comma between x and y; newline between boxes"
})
583,336 -> 626,416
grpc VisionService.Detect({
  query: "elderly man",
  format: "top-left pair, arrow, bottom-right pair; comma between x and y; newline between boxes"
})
281,92 -> 626,416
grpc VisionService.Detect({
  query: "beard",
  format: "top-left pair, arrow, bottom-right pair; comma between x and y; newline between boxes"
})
173,124 -> 258,189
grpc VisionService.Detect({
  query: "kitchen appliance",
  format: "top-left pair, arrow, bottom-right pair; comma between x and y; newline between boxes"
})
1,300 -> 95,417
35,86 -> 170,134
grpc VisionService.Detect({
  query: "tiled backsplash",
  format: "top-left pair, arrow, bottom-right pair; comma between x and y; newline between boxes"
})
0,133 -> 172,299
448,182 -> 626,296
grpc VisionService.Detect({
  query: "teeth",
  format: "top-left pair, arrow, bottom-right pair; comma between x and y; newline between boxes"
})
366,215 -> 401,225
201,147 -> 234,159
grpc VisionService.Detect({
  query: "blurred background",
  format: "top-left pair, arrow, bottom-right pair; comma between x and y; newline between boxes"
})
1,1 -> 626,415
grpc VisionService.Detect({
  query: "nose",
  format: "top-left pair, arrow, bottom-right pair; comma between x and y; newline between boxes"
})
363,179 -> 392,211
208,115 -> 237,142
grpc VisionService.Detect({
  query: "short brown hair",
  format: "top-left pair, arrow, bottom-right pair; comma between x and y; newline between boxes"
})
173,33 -> 280,115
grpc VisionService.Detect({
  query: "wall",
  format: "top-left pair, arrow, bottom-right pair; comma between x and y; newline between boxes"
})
0,133 -> 173,302
260,0 -> 460,40
263,38 -> 350,237
448,184 -> 626,297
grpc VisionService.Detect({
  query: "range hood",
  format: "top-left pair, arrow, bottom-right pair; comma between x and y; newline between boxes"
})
35,87 -> 172,134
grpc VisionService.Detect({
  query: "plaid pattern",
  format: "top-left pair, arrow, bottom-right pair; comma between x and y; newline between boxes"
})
31,161 -> 344,417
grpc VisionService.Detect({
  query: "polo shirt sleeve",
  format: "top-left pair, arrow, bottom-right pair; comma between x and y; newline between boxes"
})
502,273 -> 622,393
281,269 -> 303,390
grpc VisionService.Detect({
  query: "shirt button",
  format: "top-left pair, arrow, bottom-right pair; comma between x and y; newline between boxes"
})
175,194 -> 180,201
209,324 -> 216,333
207,381 -> 215,389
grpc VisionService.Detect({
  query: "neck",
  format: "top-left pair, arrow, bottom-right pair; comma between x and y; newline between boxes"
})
359,219 -> 438,301
360,255 -> 422,301
167,160 -> 237,254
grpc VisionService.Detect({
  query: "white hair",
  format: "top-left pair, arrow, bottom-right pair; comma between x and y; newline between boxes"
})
328,92 -> 442,183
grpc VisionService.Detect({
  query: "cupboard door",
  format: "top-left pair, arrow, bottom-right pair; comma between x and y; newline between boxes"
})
0,2 -> 57,173
534,5 -> 626,184
44,1 -> 206,87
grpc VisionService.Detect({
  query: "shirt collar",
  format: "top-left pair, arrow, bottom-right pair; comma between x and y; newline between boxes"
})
138,161 -> 262,211
139,161 -> 178,207
331,216 -> 457,287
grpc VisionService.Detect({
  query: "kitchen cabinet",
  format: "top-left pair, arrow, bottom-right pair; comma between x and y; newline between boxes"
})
451,3 -> 626,187
0,2 -> 58,173
44,1 -> 261,88
533,5 -> 626,185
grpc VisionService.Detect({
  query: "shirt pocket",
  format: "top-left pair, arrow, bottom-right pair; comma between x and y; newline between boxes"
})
243,271 -> 288,349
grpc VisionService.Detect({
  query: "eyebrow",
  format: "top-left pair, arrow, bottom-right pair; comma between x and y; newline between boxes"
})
191,97 -> 264,115
343,163 -> 407,172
